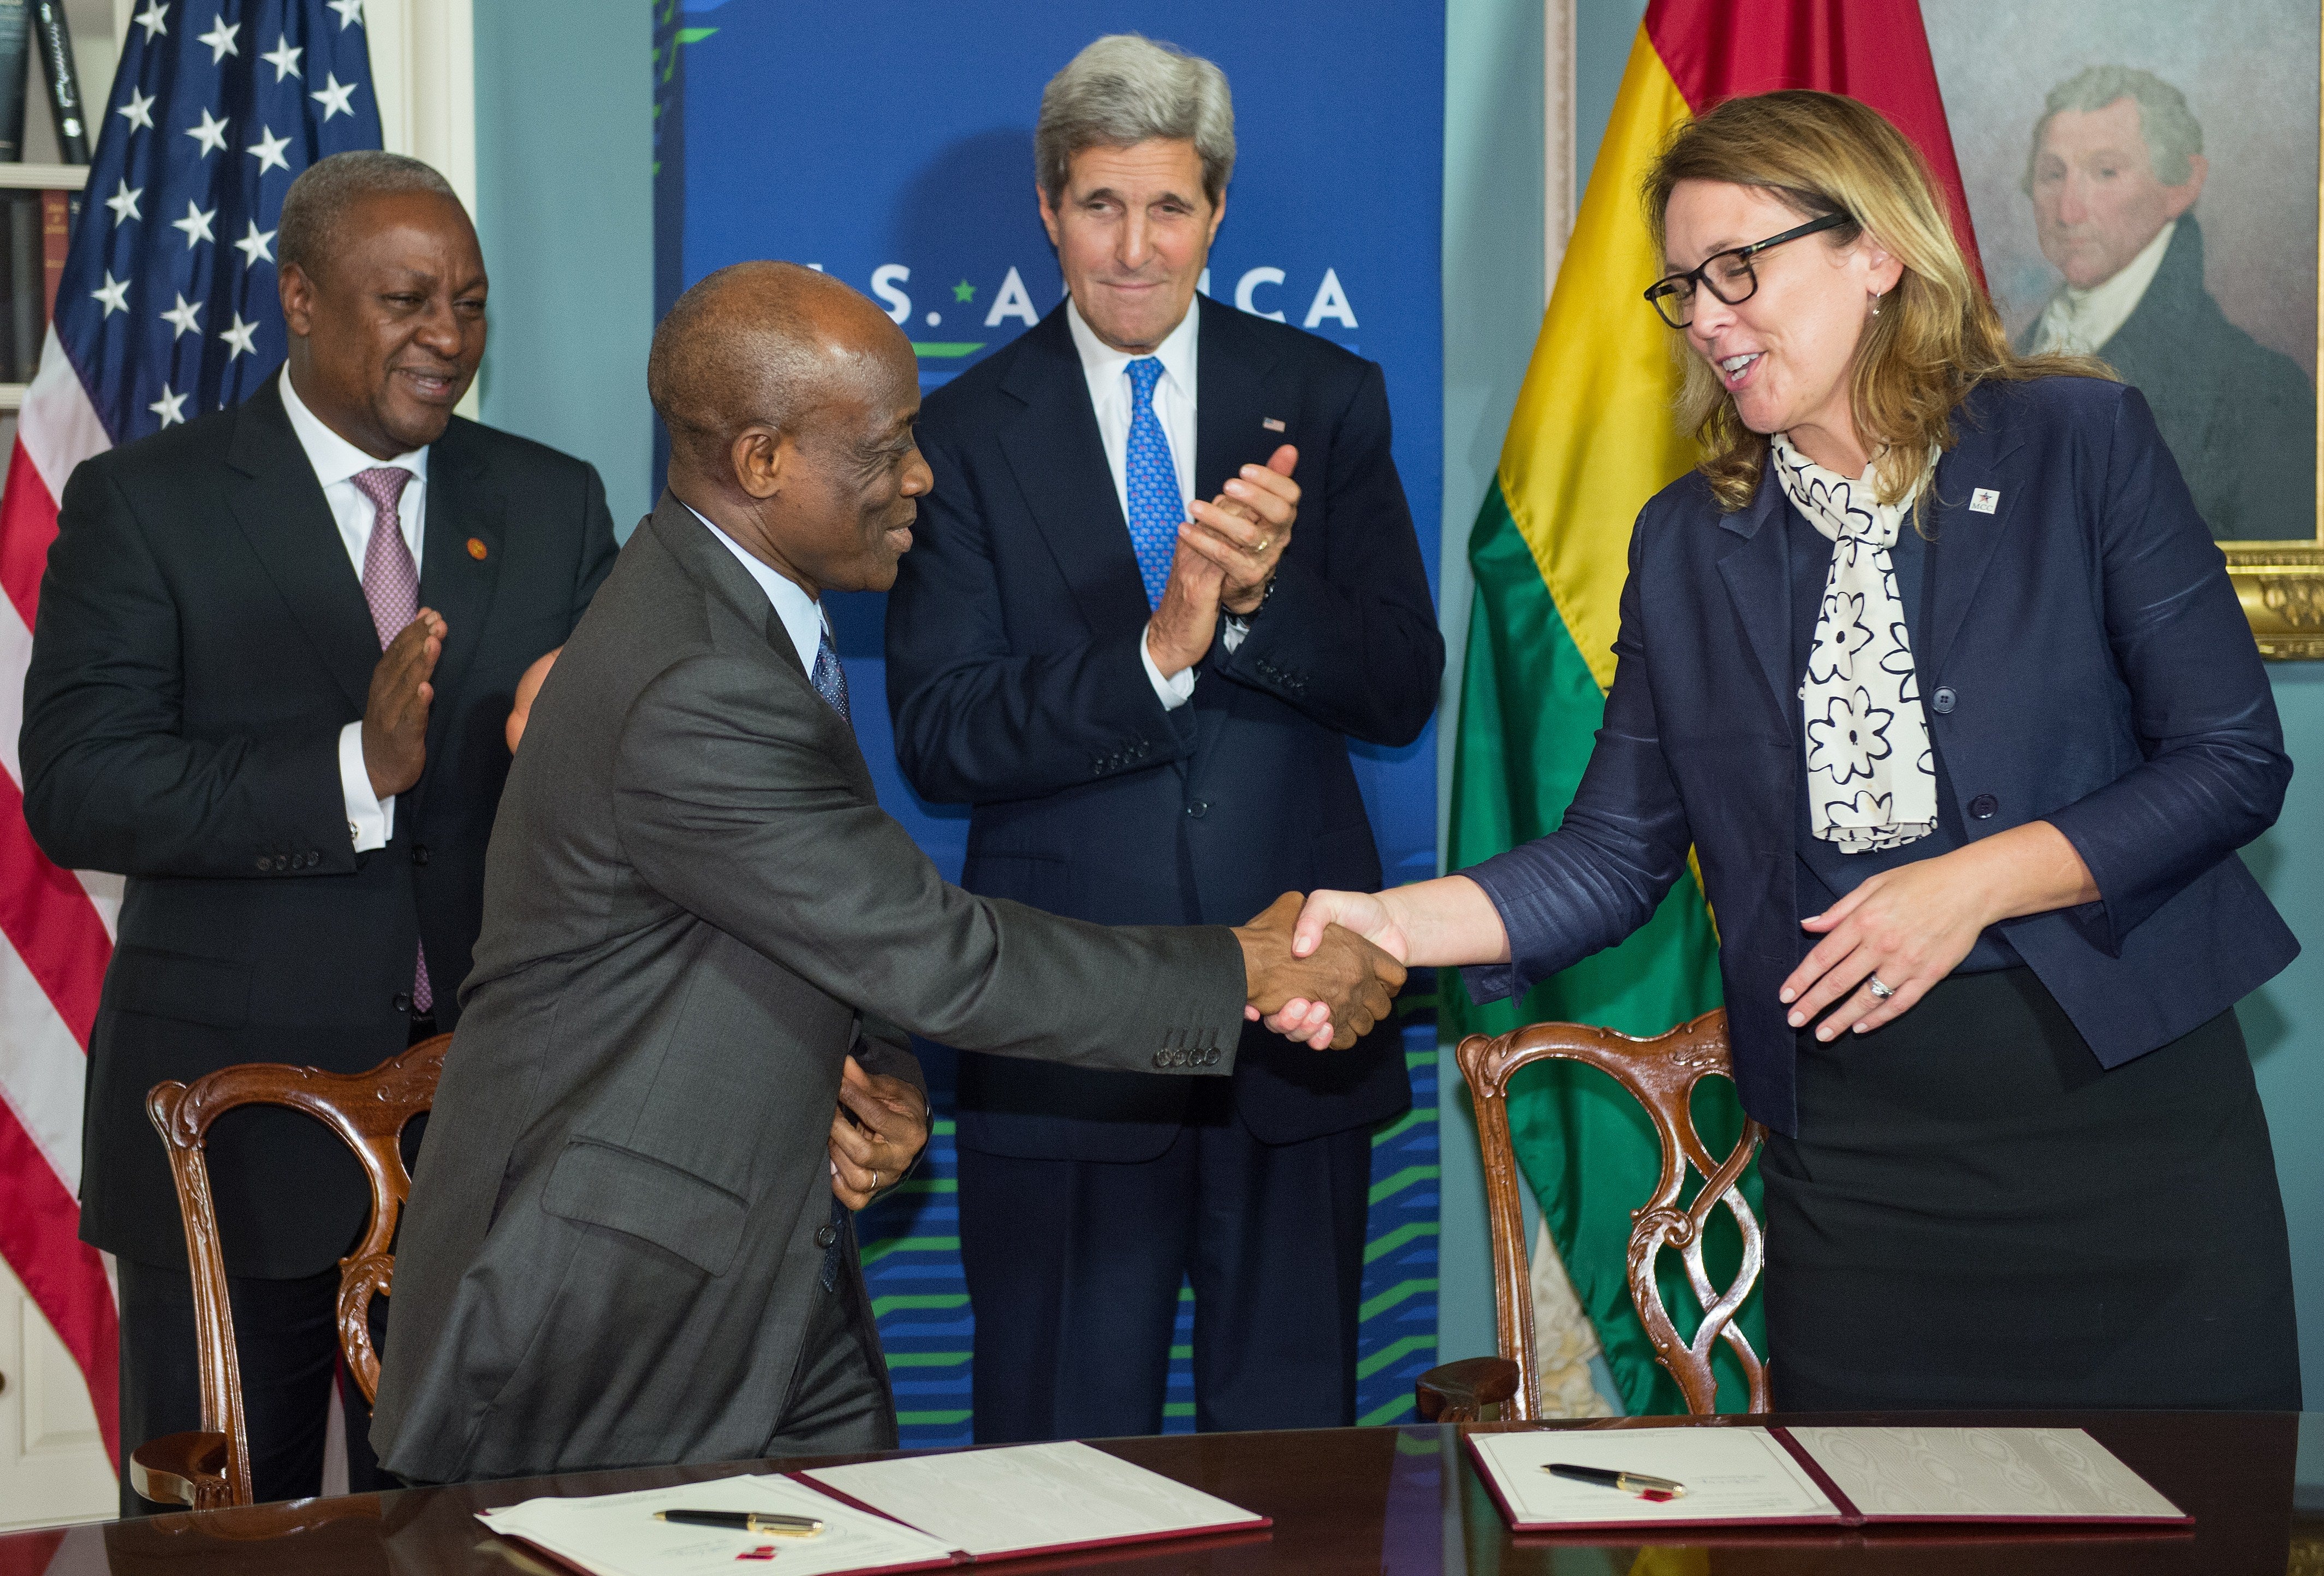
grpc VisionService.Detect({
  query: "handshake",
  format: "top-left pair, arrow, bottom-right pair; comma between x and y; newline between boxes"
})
1233,892 -> 1407,1051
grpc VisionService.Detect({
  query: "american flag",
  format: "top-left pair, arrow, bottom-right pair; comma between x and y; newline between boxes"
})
0,0 -> 380,1468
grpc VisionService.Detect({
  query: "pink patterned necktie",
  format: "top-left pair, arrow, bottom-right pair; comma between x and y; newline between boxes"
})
351,466 -> 431,1015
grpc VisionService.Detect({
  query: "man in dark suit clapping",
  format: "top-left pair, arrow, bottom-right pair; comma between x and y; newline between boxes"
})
19,152 -> 626,1512
885,34 -> 1443,1442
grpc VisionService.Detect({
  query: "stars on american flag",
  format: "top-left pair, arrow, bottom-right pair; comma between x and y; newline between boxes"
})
169,198 -> 215,248
261,34 -> 303,81
247,126 -> 292,174
185,106 -> 229,156
311,73 -> 358,120
197,13 -> 237,63
61,0 -> 382,441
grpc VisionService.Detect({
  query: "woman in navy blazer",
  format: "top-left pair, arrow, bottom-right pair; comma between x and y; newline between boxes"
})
1275,92 -> 2301,1409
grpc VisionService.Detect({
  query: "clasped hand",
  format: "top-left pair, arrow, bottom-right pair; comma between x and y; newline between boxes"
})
1236,892 -> 1406,1050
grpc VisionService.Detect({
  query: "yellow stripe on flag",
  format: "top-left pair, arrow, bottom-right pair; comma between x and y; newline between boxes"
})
1497,27 -> 1698,693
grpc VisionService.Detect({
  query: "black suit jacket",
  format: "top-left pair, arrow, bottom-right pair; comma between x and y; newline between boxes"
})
20,372 -> 617,1276
2019,217 -> 2315,541
887,298 -> 1442,1160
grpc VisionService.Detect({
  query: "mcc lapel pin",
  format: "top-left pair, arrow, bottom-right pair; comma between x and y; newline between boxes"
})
1969,488 -> 2000,514
466,536 -> 490,560
1262,417 -> 1286,431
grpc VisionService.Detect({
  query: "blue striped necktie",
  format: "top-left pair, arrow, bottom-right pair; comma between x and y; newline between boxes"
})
1123,357 -> 1179,608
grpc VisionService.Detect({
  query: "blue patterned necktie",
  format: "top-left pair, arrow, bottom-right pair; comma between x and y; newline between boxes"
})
1123,357 -> 1179,608
810,615 -> 852,734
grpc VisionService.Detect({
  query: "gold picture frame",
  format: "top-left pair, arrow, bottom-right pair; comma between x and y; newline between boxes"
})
2225,11 -> 2324,658
1923,5 -> 2324,657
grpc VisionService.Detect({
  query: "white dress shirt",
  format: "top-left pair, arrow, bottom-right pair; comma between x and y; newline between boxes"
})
687,503 -> 828,673
1065,296 -> 1243,710
2031,218 -> 2176,357
280,370 -> 429,853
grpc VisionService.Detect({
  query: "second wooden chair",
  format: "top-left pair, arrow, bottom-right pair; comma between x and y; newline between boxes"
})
1414,1009 -> 1769,1421
128,1034 -> 449,1508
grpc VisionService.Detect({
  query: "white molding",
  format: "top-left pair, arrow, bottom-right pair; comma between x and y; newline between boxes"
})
1544,0 -> 1577,305
363,0 -> 477,217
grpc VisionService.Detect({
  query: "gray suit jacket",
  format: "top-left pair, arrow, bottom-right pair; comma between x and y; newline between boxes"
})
371,495 -> 1247,1481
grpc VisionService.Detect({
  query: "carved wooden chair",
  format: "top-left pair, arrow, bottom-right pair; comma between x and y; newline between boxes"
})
1414,1009 -> 1770,1421
128,1034 -> 450,1509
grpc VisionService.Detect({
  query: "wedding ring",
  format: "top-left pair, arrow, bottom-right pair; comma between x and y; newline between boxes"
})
870,1169 -> 881,1190
1865,976 -> 1894,1000
1254,535 -> 1273,552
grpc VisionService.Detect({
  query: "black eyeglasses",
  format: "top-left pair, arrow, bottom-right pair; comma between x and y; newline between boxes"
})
1643,211 -> 1852,328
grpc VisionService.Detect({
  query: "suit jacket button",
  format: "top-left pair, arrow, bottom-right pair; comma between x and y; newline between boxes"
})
392,992 -> 413,1014
1968,792 -> 1998,819
815,1223 -> 838,1248
1184,800 -> 1209,818
1152,1050 -> 1169,1068
1931,686 -> 1956,715
412,843 -> 431,866
254,855 -> 269,870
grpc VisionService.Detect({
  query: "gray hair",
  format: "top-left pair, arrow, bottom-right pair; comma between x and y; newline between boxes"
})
2024,65 -> 2204,193
280,150 -> 462,277
1036,34 -> 1235,206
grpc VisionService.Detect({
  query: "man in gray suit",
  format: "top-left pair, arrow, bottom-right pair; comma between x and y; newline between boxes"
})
370,262 -> 1399,1483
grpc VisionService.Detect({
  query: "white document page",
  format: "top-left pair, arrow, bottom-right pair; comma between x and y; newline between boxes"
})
1471,1426 -> 1841,1526
477,1472 -> 955,1576
804,1439 -> 1267,1558
1788,1427 -> 2186,1520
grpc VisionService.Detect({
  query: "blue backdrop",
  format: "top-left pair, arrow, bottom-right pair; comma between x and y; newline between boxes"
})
654,0 -> 1446,1441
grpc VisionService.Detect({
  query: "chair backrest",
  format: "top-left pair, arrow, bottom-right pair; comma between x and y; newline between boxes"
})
139,1035 -> 449,1507
1455,1009 -> 1769,1418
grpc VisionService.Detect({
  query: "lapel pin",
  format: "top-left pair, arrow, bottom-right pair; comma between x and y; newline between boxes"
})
466,536 -> 490,560
1262,417 -> 1286,432
1969,488 -> 1999,514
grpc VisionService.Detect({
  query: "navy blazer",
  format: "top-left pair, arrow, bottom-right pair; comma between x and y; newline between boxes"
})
1463,377 -> 2297,1135
887,297 -> 1442,1160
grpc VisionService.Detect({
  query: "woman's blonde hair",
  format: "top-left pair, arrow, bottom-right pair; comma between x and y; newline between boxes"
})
1643,90 -> 2103,512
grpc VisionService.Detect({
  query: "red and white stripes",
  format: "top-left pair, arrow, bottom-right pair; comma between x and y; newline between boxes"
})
0,329 -> 123,1468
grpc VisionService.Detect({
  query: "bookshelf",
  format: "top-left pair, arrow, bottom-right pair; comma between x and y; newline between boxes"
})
0,0 -> 113,413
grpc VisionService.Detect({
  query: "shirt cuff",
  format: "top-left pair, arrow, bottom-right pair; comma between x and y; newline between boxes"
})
1221,615 -> 1248,653
338,721 -> 395,851
1139,623 -> 1198,710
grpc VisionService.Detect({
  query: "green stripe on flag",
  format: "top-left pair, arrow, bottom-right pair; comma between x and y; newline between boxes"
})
1445,481 -> 1761,1419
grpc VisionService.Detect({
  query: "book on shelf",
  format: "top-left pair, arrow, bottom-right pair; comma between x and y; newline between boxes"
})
0,184 -> 70,381
1466,1424 -> 2190,1534
0,0 -> 29,163
27,0 -> 81,165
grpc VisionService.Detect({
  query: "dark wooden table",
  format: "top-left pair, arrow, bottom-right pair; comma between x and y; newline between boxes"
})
3,1412 -> 2317,1575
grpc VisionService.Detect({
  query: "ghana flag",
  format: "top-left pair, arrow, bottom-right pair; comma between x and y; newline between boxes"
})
1446,0 -> 1980,1415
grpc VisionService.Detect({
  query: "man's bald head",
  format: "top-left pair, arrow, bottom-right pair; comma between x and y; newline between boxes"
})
648,261 -> 913,483
650,261 -> 933,600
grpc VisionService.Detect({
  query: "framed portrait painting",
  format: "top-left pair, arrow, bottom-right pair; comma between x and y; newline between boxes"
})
1923,1 -> 2324,655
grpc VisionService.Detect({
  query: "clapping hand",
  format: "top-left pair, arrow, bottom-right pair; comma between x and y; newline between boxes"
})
1234,891 -> 1405,1050
1182,445 -> 1298,615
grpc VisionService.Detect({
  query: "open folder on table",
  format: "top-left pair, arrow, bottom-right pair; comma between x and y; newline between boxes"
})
477,1441 -> 1270,1576
1467,1425 -> 2190,1533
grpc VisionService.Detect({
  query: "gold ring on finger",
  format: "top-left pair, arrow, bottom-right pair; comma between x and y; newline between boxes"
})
1255,535 -> 1273,552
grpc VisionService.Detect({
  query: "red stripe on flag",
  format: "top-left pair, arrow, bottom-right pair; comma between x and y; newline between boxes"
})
1644,0 -> 1982,288
0,768 -> 113,1049
0,1100 -> 118,1469
0,434 -> 59,636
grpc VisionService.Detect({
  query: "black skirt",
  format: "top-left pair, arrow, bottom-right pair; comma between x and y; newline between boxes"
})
1761,967 -> 2301,1411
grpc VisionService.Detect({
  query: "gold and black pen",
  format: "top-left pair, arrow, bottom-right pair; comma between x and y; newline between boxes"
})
1543,1463 -> 1687,1501
654,1509 -> 826,1536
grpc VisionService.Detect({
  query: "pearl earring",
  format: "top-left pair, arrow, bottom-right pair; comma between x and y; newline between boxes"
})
1870,291 -> 1882,318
